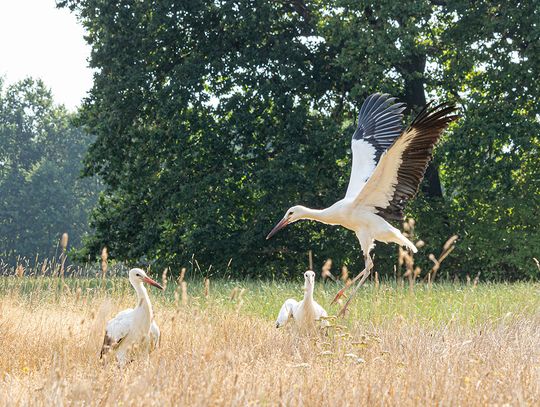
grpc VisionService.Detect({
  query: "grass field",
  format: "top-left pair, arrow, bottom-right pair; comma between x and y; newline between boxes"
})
0,274 -> 539,405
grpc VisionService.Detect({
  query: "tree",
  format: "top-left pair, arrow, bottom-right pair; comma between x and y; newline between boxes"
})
0,78 -> 100,261
60,0 -> 539,279
318,0 -> 540,278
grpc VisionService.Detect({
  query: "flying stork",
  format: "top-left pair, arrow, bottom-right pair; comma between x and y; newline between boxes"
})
267,93 -> 459,312
100,268 -> 163,366
276,270 -> 328,330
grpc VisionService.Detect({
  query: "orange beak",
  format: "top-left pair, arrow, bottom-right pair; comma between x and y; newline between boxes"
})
266,217 -> 290,240
142,276 -> 164,290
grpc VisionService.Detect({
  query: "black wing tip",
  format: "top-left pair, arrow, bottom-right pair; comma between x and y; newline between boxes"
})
358,93 -> 398,116
355,92 -> 405,136
375,206 -> 404,221
411,100 -> 460,128
375,100 -> 460,223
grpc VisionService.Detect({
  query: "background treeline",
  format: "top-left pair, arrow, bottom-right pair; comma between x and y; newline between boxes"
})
1,1 -> 538,280
0,78 -> 100,262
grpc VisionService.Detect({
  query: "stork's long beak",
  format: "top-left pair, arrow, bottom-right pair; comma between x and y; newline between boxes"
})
266,217 -> 290,240
142,276 -> 164,290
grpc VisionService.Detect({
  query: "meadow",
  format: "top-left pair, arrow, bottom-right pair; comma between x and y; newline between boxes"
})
0,268 -> 539,406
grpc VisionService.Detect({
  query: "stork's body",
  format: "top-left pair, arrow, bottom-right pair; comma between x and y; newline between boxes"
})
276,270 -> 328,330
100,268 -> 163,367
267,93 -> 458,312
288,201 -> 416,252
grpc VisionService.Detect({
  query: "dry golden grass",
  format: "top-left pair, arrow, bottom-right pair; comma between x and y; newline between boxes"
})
0,280 -> 539,406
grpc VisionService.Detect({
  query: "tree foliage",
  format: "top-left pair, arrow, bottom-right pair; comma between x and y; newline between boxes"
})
0,78 -> 100,261
60,0 -> 539,279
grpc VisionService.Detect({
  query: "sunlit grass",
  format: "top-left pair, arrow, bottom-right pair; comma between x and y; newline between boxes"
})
1,272 -> 538,405
1,274 -> 538,326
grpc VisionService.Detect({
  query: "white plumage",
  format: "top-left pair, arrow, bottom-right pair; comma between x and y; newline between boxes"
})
267,93 -> 459,313
100,268 -> 163,367
344,139 -> 377,198
276,270 -> 328,330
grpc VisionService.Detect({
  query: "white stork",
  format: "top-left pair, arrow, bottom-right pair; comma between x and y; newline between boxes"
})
100,268 -> 163,366
267,93 -> 459,312
276,270 -> 328,330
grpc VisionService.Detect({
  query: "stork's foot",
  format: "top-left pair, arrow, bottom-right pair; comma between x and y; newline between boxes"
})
331,287 -> 348,305
337,268 -> 372,317
331,268 -> 366,305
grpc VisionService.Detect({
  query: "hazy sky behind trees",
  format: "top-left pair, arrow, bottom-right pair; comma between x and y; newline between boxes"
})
0,0 -> 91,110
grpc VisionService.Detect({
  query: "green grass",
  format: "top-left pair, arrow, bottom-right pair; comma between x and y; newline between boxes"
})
1,275 -> 538,327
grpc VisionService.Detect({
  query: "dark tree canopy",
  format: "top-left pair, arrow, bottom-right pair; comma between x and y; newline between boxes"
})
59,0 -> 539,279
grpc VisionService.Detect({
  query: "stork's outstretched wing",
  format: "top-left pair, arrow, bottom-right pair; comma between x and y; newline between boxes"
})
345,93 -> 406,198
355,102 -> 459,220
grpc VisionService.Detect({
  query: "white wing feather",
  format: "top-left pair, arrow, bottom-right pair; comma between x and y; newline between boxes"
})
354,134 -> 412,210
344,93 -> 405,199
313,301 -> 329,327
313,301 -> 328,319
106,308 -> 134,343
354,101 -> 458,218
276,299 -> 298,328
344,139 -> 377,198
100,308 -> 134,358
149,320 -> 160,351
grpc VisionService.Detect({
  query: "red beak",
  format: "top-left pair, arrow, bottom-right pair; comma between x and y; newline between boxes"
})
266,217 -> 290,240
142,276 -> 164,290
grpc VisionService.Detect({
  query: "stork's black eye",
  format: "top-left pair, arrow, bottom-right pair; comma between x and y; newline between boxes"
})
288,211 -> 293,216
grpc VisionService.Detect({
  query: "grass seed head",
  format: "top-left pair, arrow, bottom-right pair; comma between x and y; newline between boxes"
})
60,233 -> 69,252
443,235 -> 458,251
178,268 -> 186,284
162,268 -> 168,291
100,247 -> 108,277
204,278 -> 210,298
321,259 -> 335,281
41,258 -> 48,275
341,265 -> 349,282
15,264 -> 25,278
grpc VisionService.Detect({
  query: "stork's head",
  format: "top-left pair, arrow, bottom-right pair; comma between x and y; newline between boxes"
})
128,268 -> 164,290
304,270 -> 315,290
266,205 -> 308,240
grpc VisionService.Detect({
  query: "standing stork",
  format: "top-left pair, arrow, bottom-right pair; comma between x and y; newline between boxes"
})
276,270 -> 328,330
100,268 -> 163,366
267,93 -> 459,313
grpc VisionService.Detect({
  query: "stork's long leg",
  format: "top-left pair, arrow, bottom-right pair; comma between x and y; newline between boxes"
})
331,260 -> 366,304
332,237 -> 374,298
331,232 -> 375,314
337,252 -> 373,316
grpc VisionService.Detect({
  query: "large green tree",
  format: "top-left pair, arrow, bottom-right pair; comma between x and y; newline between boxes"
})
0,78 -> 100,261
319,1 -> 540,277
61,0 -> 539,279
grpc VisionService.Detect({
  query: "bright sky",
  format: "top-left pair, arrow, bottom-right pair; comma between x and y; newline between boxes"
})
0,0 -> 93,111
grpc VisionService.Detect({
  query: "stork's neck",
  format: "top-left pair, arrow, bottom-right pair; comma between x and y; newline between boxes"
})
300,207 -> 335,225
133,281 -> 153,318
304,283 -> 314,302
